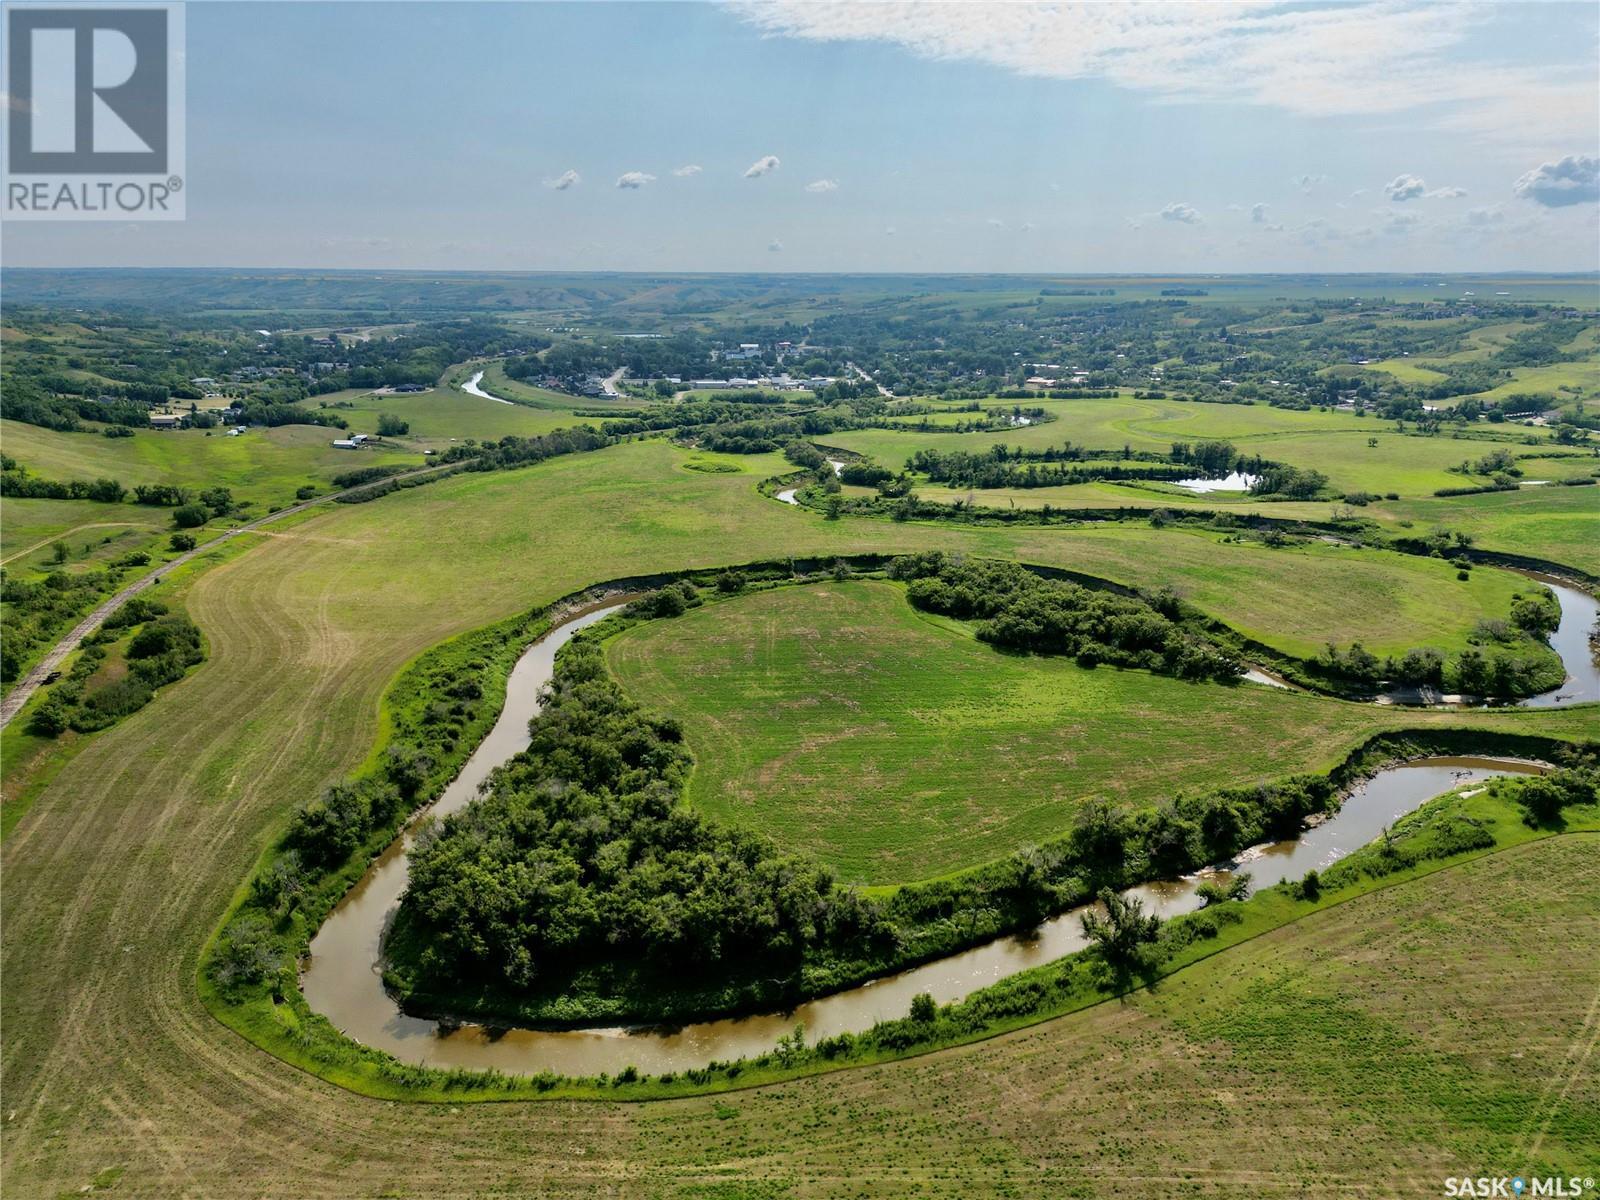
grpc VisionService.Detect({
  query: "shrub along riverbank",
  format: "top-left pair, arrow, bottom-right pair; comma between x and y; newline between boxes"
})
382,566 -> 1593,1028
197,558 -> 1600,1103
204,694 -> 1598,1101
770,475 -> 1574,698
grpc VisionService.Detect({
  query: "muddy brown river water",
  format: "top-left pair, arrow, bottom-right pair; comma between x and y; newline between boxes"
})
301,596 -> 1566,1078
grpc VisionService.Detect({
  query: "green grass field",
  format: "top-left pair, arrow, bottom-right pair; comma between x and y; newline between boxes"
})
0,418 -> 420,510
299,382 -> 608,442
3,404 -> 1597,1195
606,579 -> 1584,882
831,393 -> 1568,496
0,496 -> 166,568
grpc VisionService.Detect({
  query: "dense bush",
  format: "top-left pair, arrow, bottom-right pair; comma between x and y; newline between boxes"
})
396,640 -> 895,992
886,553 -> 1241,682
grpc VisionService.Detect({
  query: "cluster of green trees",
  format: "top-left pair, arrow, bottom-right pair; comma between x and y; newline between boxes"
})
443,425 -> 615,472
1250,463 -> 1328,499
28,602 -> 204,735
0,555 -> 144,682
1315,587 -> 1560,696
887,553 -> 1241,681
0,376 -> 164,432
391,636 -> 896,997
0,456 -> 126,503
898,439 -> 1280,491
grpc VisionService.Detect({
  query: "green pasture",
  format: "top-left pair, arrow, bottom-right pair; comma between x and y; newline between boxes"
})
0,418 -> 420,511
300,384 -> 603,442
607,579 -> 1585,883
829,394 -> 1563,495
0,497 -> 166,569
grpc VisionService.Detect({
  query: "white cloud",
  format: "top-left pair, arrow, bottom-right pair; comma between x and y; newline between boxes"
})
1295,173 -> 1327,193
672,164 -> 703,177
1250,202 -> 1268,224
616,171 -> 656,189
767,239 -> 784,252
1387,174 -> 1467,201
1160,202 -> 1202,225
1384,174 -> 1427,202
884,225 -> 897,236
544,169 -> 580,191
732,2 -> 1597,146
805,178 -> 839,193
1513,154 -> 1599,208
986,217 -> 1005,228
1467,205 -> 1506,226
744,155 -> 781,178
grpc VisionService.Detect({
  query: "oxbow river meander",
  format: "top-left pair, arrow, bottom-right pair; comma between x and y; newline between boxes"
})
301,579 -> 1592,1077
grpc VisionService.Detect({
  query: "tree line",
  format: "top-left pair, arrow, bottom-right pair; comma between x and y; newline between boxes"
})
887,552 -> 1242,682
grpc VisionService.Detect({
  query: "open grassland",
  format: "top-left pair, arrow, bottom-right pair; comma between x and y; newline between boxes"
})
1473,360 -> 1600,403
4,667 -> 1595,1200
1386,484 -> 1600,576
0,497 -> 165,567
607,580 -> 1587,882
246,439 -> 1556,662
300,382 -> 607,442
1,437 -> 1595,1195
831,393 -> 1570,496
915,475 -> 1598,576
0,418 -> 419,509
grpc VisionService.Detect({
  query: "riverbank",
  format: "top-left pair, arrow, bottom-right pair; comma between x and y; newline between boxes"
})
194,563 -> 1595,1100
213,769 -> 1597,1102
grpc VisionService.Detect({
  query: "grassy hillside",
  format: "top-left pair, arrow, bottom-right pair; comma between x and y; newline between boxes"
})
0,418 -> 419,508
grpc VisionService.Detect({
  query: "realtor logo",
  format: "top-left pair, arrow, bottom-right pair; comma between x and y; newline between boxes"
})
4,2 -> 185,219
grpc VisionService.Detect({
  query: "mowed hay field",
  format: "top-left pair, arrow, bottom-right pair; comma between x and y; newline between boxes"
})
3,438 -> 1597,1196
606,580 -> 1583,882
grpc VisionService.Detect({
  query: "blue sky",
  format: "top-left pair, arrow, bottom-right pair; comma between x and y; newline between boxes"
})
7,0 -> 1598,271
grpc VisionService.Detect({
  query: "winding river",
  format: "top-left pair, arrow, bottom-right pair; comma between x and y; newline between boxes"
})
461,369 -> 513,405
300,583 -> 1581,1078
1514,573 -> 1599,706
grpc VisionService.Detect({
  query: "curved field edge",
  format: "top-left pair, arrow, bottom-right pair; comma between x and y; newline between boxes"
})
202,802 -> 1599,1104
599,575 -> 1568,883
195,558 -> 1600,1102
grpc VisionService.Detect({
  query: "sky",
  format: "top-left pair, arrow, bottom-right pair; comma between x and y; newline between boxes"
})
5,0 -> 1599,273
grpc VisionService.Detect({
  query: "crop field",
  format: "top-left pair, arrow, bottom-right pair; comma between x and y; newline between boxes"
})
607,579 -> 1580,882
